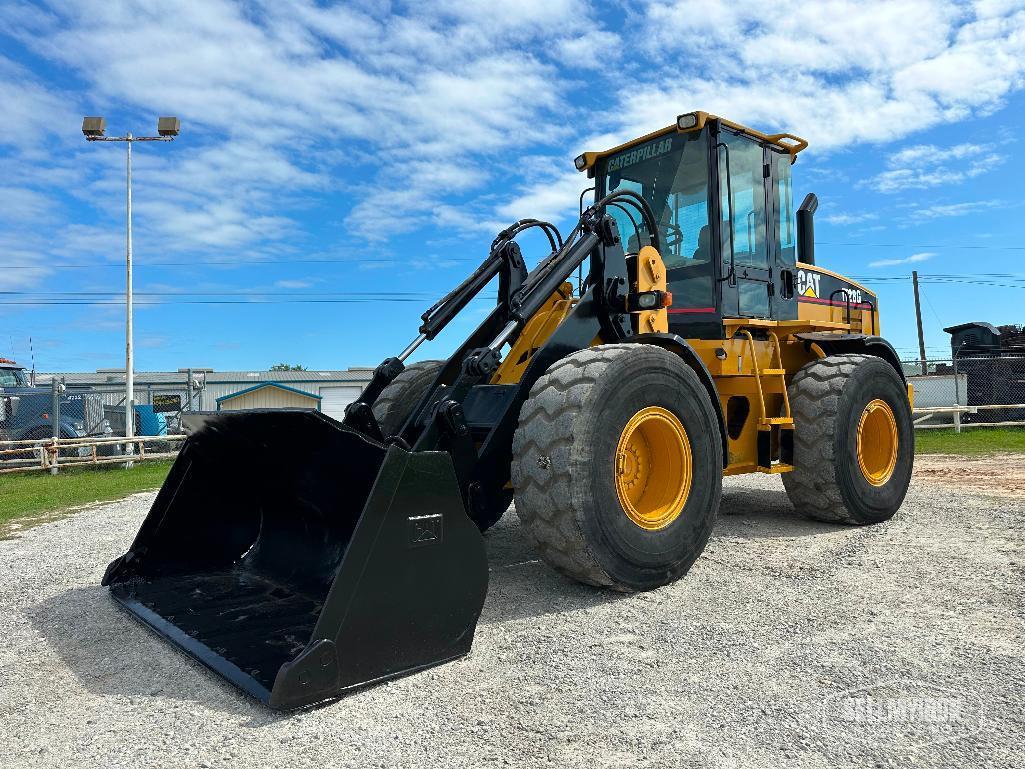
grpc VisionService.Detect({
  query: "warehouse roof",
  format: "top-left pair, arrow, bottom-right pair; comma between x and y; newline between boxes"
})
215,382 -> 323,404
38,368 -> 375,385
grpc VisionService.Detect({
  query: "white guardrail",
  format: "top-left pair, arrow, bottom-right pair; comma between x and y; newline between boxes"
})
2,406 -> 1021,474
0,434 -> 186,474
913,404 -> 1025,431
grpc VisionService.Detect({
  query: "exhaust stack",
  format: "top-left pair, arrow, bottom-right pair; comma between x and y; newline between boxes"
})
796,192 -> 818,266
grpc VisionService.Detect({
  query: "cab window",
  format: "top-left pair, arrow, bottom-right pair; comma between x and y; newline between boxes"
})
719,132 -> 768,270
0,369 -> 26,387
601,129 -> 713,309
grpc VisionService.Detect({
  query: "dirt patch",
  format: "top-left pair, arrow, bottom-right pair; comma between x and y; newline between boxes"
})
915,452 -> 1025,498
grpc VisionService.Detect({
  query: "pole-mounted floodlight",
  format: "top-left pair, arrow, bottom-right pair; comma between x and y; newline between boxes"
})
82,116 -> 106,138
82,116 -> 179,143
157,116 -> 180,137
82,115 -> 181,465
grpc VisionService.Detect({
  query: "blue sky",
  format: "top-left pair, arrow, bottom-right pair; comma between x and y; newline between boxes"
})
1,0 -> 1024,372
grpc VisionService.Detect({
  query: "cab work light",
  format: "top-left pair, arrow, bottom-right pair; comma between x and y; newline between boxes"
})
677,112 -> 699,130
625,290 -> 673,312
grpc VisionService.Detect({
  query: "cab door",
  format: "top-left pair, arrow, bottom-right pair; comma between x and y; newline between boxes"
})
769,148 -> 798,320
717,130 -> 772,318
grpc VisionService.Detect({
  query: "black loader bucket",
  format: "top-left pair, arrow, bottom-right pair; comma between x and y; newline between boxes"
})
102,410 -> 488,710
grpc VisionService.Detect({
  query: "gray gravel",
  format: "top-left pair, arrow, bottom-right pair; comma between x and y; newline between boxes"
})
2,473 -> 1023,768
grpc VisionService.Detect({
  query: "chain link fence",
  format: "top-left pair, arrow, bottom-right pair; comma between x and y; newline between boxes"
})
0,369 -> 202,473
905,354 -> 1025,429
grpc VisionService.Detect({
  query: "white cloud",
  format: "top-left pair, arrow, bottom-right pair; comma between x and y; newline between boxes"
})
0,186 -> 58,223
274,279 -> 313,289
908,199 -> 1004,221
500,0 -> 1025,228
620,1 -> 1025,150
1,0 -> 1024,298
3,0 -> 604,264
0,55 -> 80,149
870,142 -> 1005,192
868,251 -> 937,268
823,212 -> 879,226
553,29 -> 621,68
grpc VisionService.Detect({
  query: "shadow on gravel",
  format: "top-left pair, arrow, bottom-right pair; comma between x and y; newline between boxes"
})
716,486 -> 846,539
479,517 -> 630,626
480,484 -> 842,624
27,585 -> 285,724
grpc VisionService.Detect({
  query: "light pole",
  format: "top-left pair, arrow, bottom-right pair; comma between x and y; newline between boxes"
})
83,116 -> 180,463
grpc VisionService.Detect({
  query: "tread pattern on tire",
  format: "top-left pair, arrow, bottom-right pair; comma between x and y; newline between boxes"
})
782,353 -> 875,524
371,360 -> 443,437
511,344 -> 665,589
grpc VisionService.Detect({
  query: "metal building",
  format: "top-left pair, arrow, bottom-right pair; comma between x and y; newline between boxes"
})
216,383 -> 323,412
41,367 -> 374,421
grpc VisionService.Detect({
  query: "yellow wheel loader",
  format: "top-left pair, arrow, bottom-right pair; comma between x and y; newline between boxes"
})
103,111 -> 914,709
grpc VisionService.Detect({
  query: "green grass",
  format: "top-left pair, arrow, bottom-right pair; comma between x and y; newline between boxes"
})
0,429 -> 1019,529
916,427 -> 1025,455
0,460 -> 172,528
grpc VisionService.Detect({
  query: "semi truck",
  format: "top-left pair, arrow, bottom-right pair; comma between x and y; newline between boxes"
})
0,358 -> 114,453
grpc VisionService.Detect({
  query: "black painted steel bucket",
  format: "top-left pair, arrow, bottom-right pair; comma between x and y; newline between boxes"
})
102,410 -> 488,710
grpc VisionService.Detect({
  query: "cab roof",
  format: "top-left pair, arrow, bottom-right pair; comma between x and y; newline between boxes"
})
574,111 -> 808,174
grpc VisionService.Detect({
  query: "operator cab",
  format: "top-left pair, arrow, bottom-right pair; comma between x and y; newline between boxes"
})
586,112 -> 805,338
0,359 -> 28,388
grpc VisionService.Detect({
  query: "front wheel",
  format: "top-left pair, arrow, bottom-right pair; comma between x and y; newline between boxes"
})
512,344 -> 723,592
782,354 -> 913,524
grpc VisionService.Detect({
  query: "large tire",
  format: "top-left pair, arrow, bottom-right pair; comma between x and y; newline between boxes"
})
371,360 -> 444,437
511,344 -> 723,591
782,354 -> 913,525
372,358 -> 511,531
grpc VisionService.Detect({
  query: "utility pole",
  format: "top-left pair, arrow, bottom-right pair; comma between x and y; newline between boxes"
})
83,116 -> 180,466
125,132 -> 133,464
912,270 -> 927,375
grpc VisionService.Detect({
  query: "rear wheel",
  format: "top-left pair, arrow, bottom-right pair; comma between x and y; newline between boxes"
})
511,344 -> 723,591
372,359 -> 445,437
782,354 -> 913,524
372,359 -> 511,532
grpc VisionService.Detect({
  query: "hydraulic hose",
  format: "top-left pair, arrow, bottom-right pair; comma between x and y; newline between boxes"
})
593,189 -> 662,255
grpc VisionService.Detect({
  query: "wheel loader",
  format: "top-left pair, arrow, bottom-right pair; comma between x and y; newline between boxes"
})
103,110 -> 914,709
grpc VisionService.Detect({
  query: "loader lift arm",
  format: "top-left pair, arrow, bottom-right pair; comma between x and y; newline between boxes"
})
371,192 -> 666,524
342,219 -> 561,440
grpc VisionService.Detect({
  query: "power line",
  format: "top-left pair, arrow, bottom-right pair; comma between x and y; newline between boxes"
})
850,273 -> 1025,281
11,239 -> 1023,272
0,290 -> 436,297
0,298 -> 436,306
820,242 -> 1025,251
6,256 -> 480,270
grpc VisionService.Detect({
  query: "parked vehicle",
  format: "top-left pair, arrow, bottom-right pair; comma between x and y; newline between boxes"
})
0,358 -> 114,455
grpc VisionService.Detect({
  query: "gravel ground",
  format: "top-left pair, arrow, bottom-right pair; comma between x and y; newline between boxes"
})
1,467 -> 1023,768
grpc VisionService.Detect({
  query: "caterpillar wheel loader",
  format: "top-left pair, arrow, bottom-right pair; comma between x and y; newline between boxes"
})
103,110 -> 914,709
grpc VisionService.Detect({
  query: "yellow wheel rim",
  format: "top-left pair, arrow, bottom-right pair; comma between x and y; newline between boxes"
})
615,406 -> 692,530
857,399 -> 899,486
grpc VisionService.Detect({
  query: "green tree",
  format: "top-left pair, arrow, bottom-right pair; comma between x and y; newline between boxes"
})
270,363 -> 307,371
